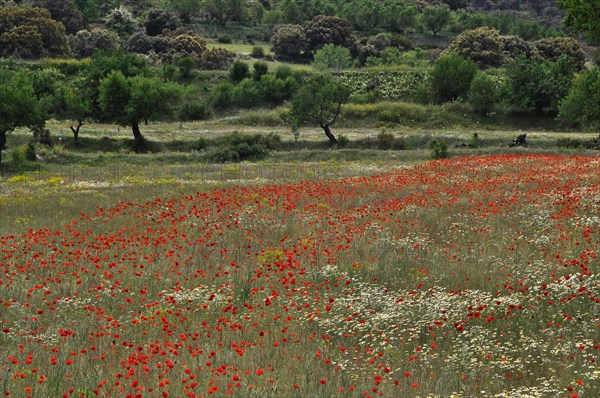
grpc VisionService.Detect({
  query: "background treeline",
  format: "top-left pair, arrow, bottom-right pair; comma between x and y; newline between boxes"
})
0,0 -> 599,167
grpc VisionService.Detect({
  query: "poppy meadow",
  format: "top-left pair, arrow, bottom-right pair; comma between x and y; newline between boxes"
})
1,154 -> 598,397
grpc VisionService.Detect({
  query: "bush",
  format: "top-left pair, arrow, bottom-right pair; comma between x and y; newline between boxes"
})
257,74 -> 297,104
198,47 -> 235,70
507,55 -> 575,113
336,134 -> 350,148
232,79 -> 262,108
429,138 -> 448,159
144,9 -> 178,36
559,68 -> 600,128
312,44 -> 354,71
229,60 -> 250,83
206,132 -> 270,162
11,145 -> 27,169
305,15 -> 356,54
534,37 -> 586,71
443,27 -> 505,69
468,72 -> 498,115
179,101 -> 210,121
105,5 -> 137,39
270,24 -> 309,62
430,53 -> 477,103
71,28 -> 120,58
376,131 -> 397,149
253,61 -> 268,81
216,34 -> 233,44
251,46 -> 265,58
211,82 -> 234,109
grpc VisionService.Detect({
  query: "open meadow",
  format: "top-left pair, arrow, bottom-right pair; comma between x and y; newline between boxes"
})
1,148 -> 598,397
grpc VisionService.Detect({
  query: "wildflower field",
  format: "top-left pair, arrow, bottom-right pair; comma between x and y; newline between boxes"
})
1,154 -> 598,398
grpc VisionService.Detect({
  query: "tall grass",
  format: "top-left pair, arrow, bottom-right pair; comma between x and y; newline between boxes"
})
1,154 -> 598,397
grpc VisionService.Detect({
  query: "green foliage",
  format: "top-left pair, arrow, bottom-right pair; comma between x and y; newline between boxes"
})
98,71 -> 181,140
365,48 -> 428,68
10,144 -> 27,169
430,53 -> 477,103
421,5 -> 452,36
376,130 -> 405,150
252,61 -> 268,81
286,74 -> 351,143
468,72 -> 498,115
271,24 -> 309,62
556,0 -> 600,40
211,82 -> 234,109
336,69 -> 429,102
305,15 -> 356,54
444,27 -> 505,69
176,56 -> 196,80
534,37 -> 586,71
0,68 -> 46,164
559,68 -> 600,128
105,5 -> 137,39
217,34 -> 233,44
0,7 -> 68,59
69,28 -> 120,59
144,8 -> 179,36
229,60 -> 250,83
251,46 -> 265,58
179,101 -> 210,121
257,73 -> 297,104
169,0 -> 202,23
506,55 -> 575,113
232,78 -> 262,108
429,137 -> 448,159
197,47 -> 235,70
206,132 -> 271,162
556,135 -> 600,150
30,0 -> 84,35
312,44 -> 354,71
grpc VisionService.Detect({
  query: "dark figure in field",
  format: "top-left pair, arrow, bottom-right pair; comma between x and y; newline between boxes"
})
510,134 -> 527,147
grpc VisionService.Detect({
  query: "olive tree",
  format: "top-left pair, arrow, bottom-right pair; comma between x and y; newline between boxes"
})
0,69 -> 46,166
98,71 -> 181,144
285,74 -> 351,145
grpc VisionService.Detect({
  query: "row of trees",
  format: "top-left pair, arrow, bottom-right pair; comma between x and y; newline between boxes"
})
2,47 -> 599,165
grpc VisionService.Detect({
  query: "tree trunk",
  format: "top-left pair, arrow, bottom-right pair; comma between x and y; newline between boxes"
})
131,122 -> 143,142
321,124 -> 337,145
0,130 -> 6,167
70,120 -> 82,145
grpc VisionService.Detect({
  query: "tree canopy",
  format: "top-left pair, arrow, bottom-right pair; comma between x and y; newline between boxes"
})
285,74 -> 351,145
556,0 -> 600,39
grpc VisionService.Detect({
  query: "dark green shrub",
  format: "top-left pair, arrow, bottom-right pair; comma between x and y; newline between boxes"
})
336,134 -> 350,148
229,60 -> 250,83
507,55 -> 575,113
11,145 -> 26,169
232,78 -> 262,108
25,142 -> 36,161
257,74 -> 297,104
179,101 -> 210,121
253,61 -> 269,81
211,82 -> 234,109
251,46 -> 265,58
429,138 -> 448,159
376,131 -> 396,149
558,67 -> 600,127
176,55 -> 196,80
468,72 -> 498,115
207,132 -> 269,163
430,53 -> 477,103
216,34 -> 232,44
